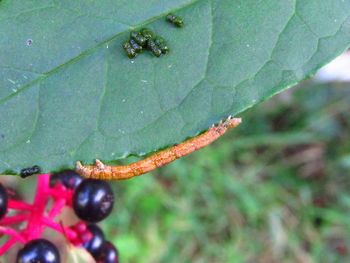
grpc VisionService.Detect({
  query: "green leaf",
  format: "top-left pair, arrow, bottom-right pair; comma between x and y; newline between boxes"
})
0,0 -> 349,174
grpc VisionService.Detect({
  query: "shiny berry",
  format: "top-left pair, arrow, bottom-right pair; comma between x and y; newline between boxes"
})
50,170 -> 83,190
73,179 -> 114,222
96,241 -> 119,263
83,224 -> 105,259
0,183 -> 8,219
16,239 -> 60,263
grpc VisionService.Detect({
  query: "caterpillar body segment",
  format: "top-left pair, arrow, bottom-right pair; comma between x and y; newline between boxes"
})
76,117 -> 242,180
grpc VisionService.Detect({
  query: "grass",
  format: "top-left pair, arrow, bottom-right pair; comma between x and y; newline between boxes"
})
102,81 -> 350,263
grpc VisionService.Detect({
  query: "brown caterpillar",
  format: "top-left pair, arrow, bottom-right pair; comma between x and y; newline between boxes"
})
76,116 -> 242,180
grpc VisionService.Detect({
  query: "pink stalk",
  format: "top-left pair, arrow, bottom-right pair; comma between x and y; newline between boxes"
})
40,217 -> 77,240
7,200 -> 33,211
0,214 -> 29,225
0,227 -> 25,243
49,186 -> 73,204
48,198 -> 66,219
35,174 -> 50,202
24,174 -> 51,240
0,173 -> 82,255
0,238 -> 18,256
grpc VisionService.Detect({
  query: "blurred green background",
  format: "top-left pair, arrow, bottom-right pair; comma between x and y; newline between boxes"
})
1,79 -> 350,263
102,80 -> 350,263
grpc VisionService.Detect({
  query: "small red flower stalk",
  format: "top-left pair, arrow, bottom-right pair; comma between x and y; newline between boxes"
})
0,172 -> 118,263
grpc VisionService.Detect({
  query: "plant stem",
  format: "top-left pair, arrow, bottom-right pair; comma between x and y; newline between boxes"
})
40,217 -> 77,240
7,200 -> 33,211
0,214 -> 28,225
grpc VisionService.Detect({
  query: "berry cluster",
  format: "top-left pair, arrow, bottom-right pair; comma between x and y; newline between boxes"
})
0,171 -> 119,263
123,28 -> 169,59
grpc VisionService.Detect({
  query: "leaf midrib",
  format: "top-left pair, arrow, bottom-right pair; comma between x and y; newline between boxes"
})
0,0 -> 202,105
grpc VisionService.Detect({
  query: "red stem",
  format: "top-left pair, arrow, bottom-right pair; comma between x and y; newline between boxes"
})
0,238 -> 18,256
24,174 -> 50,240
7,200 -> 33,211
48,198 -> 66,219
49,187 -> 73,204
40,217 -> 77,240
0,173 -> 79,256
0,214 -> 29,225
0,227 -> 26,243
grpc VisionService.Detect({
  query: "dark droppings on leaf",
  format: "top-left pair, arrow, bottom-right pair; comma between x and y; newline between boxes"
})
26,39 -> 33,46
130,31 -> 147,46
122,41 -> 137,59
154,37 -> 169,54
129,39 -> 143,53
166,13 -> 184,27
140,28 -> 155,40
122,13 -> 185,59
20,165 -> 41,178
123,27 -> 172,59
147,39 -> 162,57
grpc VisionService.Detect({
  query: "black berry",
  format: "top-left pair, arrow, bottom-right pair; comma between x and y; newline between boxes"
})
73,179 -> 114,222
50,170 -> 83,190
96,241 -> 119,263
83,224 -> 105,259
0,183 -> 8,219
16,239 -> 60,263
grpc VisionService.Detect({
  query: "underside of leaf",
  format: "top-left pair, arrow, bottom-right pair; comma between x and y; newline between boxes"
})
0,0 -> 350,174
